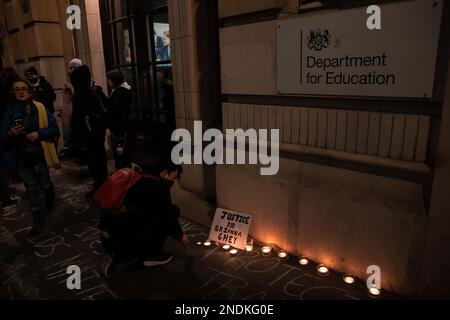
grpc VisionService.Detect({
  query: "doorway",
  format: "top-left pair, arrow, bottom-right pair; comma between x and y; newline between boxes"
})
99,0 -> 175,131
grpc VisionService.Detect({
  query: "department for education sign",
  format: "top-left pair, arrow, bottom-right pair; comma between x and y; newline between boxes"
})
276,0 -> 443,98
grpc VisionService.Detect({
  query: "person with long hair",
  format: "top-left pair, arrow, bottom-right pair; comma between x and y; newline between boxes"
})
0,79 -> 60,235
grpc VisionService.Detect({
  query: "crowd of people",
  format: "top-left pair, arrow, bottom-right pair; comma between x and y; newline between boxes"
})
0,60 -> 188,276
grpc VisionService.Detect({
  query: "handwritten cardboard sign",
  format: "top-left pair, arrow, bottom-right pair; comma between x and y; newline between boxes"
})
209,208 -> 252,250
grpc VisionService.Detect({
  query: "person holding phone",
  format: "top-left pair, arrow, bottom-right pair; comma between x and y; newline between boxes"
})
0,79 -> 60,236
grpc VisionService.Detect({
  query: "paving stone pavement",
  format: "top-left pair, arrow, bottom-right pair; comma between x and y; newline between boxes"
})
0,161 -> 402,300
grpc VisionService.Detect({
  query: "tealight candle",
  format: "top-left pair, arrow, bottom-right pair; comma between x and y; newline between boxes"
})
246,238 -> 254,252
317,264 -> 329,276
298,257 -> 309,266
278,251 -> 288,259
222,244 -> 231,250
343,275 -> 356,284
368,285 -> 381,297
261,246 -> 272,256
230,249 -> 238,255
197,241 -> 203,246
203,241 -> 212,247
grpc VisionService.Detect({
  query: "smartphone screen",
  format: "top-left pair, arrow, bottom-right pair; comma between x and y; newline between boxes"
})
13,119 -> 25,126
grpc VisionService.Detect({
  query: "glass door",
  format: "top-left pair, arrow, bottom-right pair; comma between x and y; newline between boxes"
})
145,2 -> 175,129
99,0 -> 175,130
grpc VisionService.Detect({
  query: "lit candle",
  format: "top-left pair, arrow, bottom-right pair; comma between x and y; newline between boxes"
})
222,244 -> 231,250
246,238 -> 254,252
317,264 -> 329,276
343,275 -> 356,284
203,241 -> 212,247
369,285 -> 381,297
261,246 -> 272,256
230,249 -> 238,255
278,250 -> 288,259
298,257 -> 309,266
196,241 -> 203,246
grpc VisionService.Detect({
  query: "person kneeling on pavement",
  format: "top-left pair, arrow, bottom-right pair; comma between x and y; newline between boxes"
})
97,159 -> 189,277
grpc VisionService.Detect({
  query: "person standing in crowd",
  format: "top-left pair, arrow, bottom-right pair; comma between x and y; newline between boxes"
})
0,79 -> 60,235
61,59 -> 83,158
106,69 -> 132,170
0,68 -> 21,209
69,58 -> 83,74
98,156 -> 189,277
70,65 -> 109,195
25,67 -> 57,114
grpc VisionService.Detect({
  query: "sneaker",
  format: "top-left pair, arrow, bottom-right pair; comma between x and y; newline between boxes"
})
28,212 -> 48,238
1,198 -> 19,209
143,252 -> 173,267
27,224 -> 47,238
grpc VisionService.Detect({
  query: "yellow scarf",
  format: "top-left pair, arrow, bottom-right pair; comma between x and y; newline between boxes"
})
35,101 -> 60,168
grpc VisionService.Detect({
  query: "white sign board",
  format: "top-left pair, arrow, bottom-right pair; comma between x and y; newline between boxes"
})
277,0 -> 443,98
209,208 -> 252,250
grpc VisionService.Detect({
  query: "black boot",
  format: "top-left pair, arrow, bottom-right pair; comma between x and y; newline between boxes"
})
28,211 -> 47,237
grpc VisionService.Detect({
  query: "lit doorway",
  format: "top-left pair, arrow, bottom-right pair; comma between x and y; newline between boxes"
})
99,0 -> 175,131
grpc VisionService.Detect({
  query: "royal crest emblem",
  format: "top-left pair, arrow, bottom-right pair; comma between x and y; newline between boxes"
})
307,28 -> 331,51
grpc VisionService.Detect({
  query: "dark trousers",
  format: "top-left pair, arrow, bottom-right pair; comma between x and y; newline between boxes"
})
100,212 -> 168,262
111,132 -> 131,170
0,163 -> 10,204
18,160 -> 54,223
87,135 -> 108,190
0,151 -> 14,204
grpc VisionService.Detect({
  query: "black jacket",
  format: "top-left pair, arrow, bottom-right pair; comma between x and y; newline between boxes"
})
108,86 -> 132,137
122,177 -> 183,241
70,66 -> 107,143
99,176 -> 183,242
32,76 -> 56,114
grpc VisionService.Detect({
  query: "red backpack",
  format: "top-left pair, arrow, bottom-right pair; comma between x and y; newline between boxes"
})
93,168 -> 158,215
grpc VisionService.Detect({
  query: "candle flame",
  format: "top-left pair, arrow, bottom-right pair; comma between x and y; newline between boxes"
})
317,265 -> 329,275
344,275 -> 355,284
369,286 -> 381,296
299,258 -> 309,266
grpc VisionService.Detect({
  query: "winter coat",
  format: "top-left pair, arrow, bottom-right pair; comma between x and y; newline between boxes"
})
99,176 -> 184,242
108,83 -> 132,137
0,101 -> 59,165
31,76 -> 57,114
70,66 -> 108,145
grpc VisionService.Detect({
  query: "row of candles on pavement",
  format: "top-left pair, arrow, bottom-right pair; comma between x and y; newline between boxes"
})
198,238 -> 382,298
